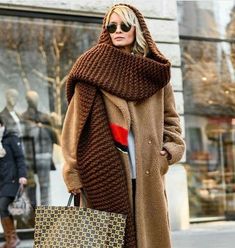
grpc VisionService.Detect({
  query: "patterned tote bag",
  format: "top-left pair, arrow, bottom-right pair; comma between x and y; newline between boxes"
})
34,192 -> 126,248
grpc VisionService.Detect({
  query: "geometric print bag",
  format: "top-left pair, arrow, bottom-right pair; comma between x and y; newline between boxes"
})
34,192 -> 126,248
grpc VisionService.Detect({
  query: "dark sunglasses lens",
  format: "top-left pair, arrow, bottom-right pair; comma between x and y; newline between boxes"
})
107,23 -> 132,33
107,24 -> 117,33
121,23 -> 131,32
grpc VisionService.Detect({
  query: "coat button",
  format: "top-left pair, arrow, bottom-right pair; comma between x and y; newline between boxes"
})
148,140 -> 152,144
145,170 -> 150,175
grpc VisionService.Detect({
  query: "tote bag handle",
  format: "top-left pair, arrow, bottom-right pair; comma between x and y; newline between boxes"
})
14,184 -> 24,201
67,189 -> 86,207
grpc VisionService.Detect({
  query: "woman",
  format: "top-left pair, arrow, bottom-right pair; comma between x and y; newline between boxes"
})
62,4 -> 185,248
0,117 -> 27,248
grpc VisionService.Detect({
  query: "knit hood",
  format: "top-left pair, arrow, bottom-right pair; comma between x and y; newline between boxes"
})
66,4 -> 171,103
98,3 -> 170,64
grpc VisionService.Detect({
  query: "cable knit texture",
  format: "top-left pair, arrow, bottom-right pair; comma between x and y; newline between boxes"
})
65,4 -> 171,248
66,43 -> 171,103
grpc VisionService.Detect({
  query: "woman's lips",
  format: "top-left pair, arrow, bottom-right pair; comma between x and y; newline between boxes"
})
114,37 -> 124,40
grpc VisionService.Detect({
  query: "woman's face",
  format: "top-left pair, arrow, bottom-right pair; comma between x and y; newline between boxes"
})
108,12 -> 135,53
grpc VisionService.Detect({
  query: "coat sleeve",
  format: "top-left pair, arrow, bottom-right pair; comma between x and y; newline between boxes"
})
163,83 -> 185,165
61,84 -> 83,192
10,136 -> 27,178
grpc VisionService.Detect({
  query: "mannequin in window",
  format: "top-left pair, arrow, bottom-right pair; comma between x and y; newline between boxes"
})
22,90 -> 58,206
0,88 -> 22,137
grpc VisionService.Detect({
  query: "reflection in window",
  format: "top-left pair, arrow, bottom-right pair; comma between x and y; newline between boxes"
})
182,38 -> 235,219
180,2 -> 235,220
182,40 -> 235,116
185,116 -> 235,218
0,16 -> 101,123
0,15 -> 101,229
178,1 -> 235,39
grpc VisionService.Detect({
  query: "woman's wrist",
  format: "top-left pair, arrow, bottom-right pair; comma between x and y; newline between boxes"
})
70,188 -> 81,195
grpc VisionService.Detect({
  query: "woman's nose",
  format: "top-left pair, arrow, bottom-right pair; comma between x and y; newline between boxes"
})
115,24 -> 122,33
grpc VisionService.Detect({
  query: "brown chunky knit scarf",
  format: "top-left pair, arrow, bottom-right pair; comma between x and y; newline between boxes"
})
66,4 -> 171,248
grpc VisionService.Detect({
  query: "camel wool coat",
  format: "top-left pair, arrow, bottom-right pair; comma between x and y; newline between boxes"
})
62,82 -> 185,248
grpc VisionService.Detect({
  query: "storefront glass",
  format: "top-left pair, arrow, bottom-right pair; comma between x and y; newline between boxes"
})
179,0 -> 235,220
0,14 -> 101,229
178,0 -> 235,39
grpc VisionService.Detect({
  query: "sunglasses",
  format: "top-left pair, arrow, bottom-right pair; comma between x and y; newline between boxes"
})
106,22 -> 132,34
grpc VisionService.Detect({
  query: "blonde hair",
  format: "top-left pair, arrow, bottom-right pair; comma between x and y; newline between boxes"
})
105,5 -> 149,56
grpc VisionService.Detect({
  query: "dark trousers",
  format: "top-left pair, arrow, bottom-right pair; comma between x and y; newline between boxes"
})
0,197 -> 14,218
132,179 -> 136,218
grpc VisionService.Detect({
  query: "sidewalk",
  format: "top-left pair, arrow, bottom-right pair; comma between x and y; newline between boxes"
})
172,221 -> 235,248
1,221 -> 235,248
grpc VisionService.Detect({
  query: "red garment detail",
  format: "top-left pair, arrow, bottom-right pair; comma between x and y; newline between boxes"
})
109,123 -> 128,146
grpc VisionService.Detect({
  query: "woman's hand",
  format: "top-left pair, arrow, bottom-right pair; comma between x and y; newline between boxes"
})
19,177 -> 27,185
70,188 -> 81,195
160,149 -> 172,160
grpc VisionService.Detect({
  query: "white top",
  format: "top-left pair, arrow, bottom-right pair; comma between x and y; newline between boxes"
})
128,129 -> 136,179
9,111 -> 22,136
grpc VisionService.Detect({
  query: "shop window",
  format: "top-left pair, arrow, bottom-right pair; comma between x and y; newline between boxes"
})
181,38 -> 235,220
177,1 -> 235,40
179,0 -> 235,220
0,14 -> 101,229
